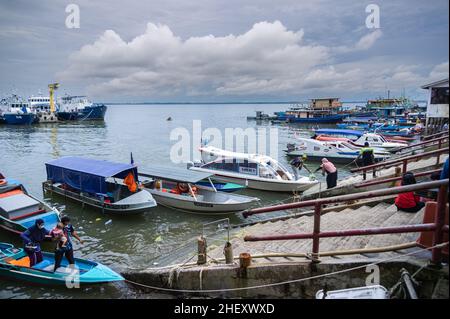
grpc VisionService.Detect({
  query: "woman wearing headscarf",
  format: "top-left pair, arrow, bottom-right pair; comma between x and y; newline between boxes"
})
315,158 -> 338,189
20,219 -> 51,266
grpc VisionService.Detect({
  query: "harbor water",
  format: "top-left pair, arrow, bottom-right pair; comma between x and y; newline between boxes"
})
0,103 -> 355,298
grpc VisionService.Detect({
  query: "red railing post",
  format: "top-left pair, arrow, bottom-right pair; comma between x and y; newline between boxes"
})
436,140 -> 442,166
431,184 -> 449,266
402,159 -> 408,174
312,203 -> 322,262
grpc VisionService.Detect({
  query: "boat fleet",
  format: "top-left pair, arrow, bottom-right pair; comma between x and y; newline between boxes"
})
0,84 -> 107,125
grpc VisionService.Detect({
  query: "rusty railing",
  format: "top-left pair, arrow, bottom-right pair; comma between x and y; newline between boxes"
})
243,180 -> 449,266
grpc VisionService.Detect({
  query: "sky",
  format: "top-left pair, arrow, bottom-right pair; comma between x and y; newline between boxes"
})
0,0 -> 448,102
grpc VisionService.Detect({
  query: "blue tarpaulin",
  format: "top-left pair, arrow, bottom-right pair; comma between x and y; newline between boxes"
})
45,157 -> 137,195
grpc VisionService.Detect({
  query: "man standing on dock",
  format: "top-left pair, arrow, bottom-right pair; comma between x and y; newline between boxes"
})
315,158 -> 338,189
358,142 -> 376,179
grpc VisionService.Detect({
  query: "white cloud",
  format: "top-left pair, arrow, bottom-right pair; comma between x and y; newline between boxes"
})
58,21 -> 444,99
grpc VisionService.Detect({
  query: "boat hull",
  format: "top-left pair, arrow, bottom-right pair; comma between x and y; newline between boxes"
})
43,182 -> 157,214
0,244 -> 123,285
190,168 -> 317,192
3,113 -> 35,125
146,188 -> 258,214
57,104 -> 107,121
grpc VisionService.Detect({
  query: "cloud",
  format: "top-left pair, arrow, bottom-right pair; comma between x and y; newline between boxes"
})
58,21 -> 445,99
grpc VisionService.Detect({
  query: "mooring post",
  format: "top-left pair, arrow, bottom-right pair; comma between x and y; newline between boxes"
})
431,184 -> 448,266
197,236 -> 207,265
311,203 -> 322,262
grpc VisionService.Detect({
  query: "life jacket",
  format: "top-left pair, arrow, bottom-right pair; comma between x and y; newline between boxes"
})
123,172 -> 137,193
360,147 -> 374,163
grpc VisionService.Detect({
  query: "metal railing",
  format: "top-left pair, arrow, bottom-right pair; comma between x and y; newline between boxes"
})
350,148 -> 448,180
355,168 -> 442,188
243,180 -> 449,265
422,130 -> 449,141
395,135 -> 448,153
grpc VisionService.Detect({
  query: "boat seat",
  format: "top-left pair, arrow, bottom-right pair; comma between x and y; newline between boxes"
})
8,256 -> 30,267
33,260 -> 53,270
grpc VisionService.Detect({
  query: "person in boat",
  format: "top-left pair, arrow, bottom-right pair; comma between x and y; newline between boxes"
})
20,219 -> 51,267
54,216 -> 83,272
171,183 -> 197,196
315,158 -> 338,189
50,222 -> 68,250
395,172 -> 425,213
357,142 -> 376,179
290,155 -> 308,180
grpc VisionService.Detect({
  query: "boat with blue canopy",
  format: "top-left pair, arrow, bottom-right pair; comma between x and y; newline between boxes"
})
0,242 -> 123,285
0,173 -> 60,235
42,157 -> 157,214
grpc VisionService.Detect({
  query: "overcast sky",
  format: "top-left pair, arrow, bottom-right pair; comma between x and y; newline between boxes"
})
0,0 -> 448,102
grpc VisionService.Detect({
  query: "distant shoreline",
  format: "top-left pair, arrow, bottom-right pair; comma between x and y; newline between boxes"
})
102,101 -> 426,105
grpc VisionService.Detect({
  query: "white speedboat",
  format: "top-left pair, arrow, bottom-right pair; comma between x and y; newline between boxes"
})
286,138 -> 391,164
188,146 -> 318,193
139,165 -> 259,214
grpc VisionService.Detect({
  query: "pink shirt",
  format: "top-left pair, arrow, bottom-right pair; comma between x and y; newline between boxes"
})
321,160 -> 337,174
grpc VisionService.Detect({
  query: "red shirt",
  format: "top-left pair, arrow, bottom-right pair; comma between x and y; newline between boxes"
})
395,192 -> 420,209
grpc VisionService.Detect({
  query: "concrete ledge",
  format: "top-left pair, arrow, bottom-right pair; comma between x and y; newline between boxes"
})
123,259 -> 449,298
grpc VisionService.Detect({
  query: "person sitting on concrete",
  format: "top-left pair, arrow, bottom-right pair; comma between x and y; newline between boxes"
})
315,158 -> 338,189
395,172 -> 425,213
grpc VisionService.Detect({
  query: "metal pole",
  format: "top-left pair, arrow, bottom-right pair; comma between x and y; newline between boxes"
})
402,159 -> 408,174
431,184 -> 449,266
312,203 -> 322,262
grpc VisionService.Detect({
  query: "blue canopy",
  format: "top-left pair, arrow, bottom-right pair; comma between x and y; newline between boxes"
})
315,129 -> 364,137
45,157 -> 137,195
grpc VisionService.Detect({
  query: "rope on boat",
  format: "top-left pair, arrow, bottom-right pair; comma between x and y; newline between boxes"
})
124,242 -> 449,294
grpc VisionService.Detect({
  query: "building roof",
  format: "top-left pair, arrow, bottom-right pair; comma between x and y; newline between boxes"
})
421,78 -> 449,89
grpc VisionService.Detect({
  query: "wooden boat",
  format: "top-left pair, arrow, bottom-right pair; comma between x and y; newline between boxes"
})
0,175 -> 60,235
188,146 -> 318,192
43,157 -> 157,214
139,166 -> 259,214
0,242 -> 123,285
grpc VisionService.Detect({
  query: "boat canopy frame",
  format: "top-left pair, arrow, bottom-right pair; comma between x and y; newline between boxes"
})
139,165 -> 213,184
45,157 -> 138,196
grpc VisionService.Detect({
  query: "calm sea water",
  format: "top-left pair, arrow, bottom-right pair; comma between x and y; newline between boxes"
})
0,103 -> 353,298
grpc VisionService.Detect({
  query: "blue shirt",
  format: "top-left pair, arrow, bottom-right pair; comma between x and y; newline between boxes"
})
63,224 -> 75,250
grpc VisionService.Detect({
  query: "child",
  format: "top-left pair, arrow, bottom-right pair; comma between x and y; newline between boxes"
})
395,172 -> 425,213
51,222 -> 68,249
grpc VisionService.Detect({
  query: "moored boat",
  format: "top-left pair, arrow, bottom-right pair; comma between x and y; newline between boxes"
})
140,165 -> 259,214
188,146 -> 318,193
57,96 -> 107,121
3,101 -> 35,125
0,174 -> 60,235
285,137 -> 391,164
0,242 -> 123,285
43,157 -> 157,214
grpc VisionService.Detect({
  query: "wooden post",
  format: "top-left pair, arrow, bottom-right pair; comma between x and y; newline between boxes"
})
402,159 -> 408,174
197,236 -> 207,265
